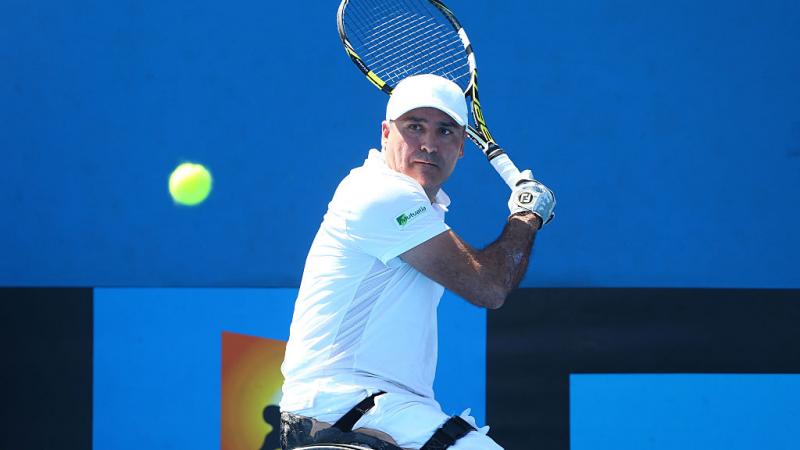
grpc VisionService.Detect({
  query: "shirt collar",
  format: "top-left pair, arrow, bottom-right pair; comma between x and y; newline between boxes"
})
366,149 -> 451,209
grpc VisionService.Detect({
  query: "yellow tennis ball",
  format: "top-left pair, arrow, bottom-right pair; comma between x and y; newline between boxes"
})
169,162 -> 212,206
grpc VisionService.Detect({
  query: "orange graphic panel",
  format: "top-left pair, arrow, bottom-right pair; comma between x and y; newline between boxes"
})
221,331 -> 286,450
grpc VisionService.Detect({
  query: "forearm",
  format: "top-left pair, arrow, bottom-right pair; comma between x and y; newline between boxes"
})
468,212 -> 540,308
482,212 -> 541,293
400,211 -> 545,310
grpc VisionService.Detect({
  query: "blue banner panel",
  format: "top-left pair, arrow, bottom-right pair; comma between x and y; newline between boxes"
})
571,374 -> 800,450
94,288 -> 485,449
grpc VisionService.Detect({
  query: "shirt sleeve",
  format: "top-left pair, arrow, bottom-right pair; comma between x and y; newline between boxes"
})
343,173 -> 450,265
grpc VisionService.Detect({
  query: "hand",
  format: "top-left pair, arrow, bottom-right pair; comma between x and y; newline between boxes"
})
507,170 -> 556,227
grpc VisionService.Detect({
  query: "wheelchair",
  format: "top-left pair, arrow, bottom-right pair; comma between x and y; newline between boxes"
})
285,392 -> 474,450
293,446 -> 377,450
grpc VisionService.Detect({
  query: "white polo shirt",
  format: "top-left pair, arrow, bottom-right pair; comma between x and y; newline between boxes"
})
280,149 -> 451,413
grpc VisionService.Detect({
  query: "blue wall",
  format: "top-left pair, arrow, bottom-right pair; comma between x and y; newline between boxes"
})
3,0 -> 799,288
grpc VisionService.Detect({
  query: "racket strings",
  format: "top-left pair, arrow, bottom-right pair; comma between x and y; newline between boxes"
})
362,15 -> 436,62
358,13 -> 417,52
358,14 -> 415,55
370,23 -> 456,78
352,9 -> 467,81
343,0 -> 471,90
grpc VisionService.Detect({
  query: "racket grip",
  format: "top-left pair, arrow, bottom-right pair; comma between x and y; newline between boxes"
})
489,153 -> 523,190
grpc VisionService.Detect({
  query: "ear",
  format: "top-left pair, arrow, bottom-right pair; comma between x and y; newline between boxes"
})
458,130 -> 465,158
381,120 -> 391,148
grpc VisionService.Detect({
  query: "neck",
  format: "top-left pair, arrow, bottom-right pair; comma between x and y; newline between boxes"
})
424,186 -> 439,203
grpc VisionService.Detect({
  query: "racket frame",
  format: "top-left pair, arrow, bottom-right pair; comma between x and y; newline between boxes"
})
336,0 -> 524,189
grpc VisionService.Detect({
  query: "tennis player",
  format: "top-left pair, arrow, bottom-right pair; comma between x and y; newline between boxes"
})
279,74 -> 556,450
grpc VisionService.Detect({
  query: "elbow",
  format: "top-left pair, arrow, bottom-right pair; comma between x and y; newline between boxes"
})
486,298 -> 505,310
455,276 -> 512,309
481,285 -> 509,310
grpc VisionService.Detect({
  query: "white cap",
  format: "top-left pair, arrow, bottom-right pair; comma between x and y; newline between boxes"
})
386,74 -> 468,126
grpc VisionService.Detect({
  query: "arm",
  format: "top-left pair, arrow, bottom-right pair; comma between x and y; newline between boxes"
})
400,211 -> 542,310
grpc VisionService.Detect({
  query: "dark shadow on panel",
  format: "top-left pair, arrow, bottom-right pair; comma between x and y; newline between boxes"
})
0,288 -> 93,449
486,288 -> 800,450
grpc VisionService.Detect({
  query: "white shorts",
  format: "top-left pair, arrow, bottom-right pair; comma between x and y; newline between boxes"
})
290,389 -> 503,450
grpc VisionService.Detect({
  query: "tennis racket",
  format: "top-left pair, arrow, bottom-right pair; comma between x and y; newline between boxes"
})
337,0 -> 524,190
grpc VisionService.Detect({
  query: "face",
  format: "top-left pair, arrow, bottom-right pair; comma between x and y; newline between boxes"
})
381,107 -> 465,201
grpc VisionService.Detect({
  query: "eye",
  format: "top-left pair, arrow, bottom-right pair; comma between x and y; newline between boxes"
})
439,127 -> 453,136
407,123 -> 423,131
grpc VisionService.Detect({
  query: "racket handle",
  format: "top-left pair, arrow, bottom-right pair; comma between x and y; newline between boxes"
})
489,153 -> 523,190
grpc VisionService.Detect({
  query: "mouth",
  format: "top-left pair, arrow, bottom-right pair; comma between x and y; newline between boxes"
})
414,160 -> 439,168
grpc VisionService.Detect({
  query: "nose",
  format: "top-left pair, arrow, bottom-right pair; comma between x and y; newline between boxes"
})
419,132 -> 438,154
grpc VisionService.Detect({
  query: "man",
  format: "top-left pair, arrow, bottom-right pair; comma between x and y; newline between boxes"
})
280,74 -> 556,450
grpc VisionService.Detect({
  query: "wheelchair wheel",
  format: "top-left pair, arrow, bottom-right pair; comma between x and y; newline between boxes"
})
292,445 -> 376,450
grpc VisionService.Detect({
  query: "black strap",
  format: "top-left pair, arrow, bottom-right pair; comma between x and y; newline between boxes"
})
331,391 -> 385,432
420,416 -> 476,450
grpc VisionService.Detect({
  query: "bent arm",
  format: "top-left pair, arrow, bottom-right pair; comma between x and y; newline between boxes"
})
400,212 -> 542,309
